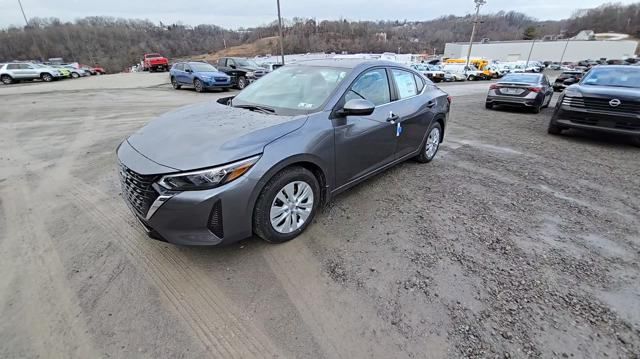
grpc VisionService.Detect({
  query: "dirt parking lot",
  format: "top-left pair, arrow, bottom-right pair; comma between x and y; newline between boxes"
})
1,72 -> 638,359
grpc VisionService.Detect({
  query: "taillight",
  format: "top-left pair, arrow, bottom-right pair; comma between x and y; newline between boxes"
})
489,84 -> 499,90
447,96 -> 452,104
528,87 -> 542,93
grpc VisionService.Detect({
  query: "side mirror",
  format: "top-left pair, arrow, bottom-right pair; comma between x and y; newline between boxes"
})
339,99 -> 375,117
563,79 -> 576,86
185,68 -> 192,73
229,64 -> 236,69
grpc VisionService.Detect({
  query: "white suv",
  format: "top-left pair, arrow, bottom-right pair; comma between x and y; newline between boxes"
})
0,63 -> 62,84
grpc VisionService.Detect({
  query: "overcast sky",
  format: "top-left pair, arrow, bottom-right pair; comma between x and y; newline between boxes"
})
0,0 -> 637,29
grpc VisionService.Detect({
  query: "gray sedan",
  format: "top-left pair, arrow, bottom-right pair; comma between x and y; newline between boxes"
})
485,73 -> 553,113
117,59 -> 451,245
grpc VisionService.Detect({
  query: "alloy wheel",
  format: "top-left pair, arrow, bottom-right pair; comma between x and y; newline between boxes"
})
425,127 -> 440,159
194,79 -> 203,92
270,181 -> 314,234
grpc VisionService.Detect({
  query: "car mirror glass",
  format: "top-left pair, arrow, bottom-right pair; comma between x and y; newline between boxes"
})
340,99 -> 375,117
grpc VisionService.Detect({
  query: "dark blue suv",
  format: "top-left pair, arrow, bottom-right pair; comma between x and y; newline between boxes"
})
170,62 -> 231,92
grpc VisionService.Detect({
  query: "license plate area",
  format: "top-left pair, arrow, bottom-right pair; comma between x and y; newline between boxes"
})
501,88 -> 524,95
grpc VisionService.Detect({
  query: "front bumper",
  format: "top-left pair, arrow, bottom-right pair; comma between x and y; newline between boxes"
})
117,141 -> 256,246
203,79 -> 232,89
551,106 -> 640,135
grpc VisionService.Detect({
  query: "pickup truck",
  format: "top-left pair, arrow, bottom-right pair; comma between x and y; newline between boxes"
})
143,53 -> 169,72
215,57 -> 267,89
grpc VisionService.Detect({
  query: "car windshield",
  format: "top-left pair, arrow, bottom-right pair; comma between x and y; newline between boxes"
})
412,64 -> 428,71
189,63 -> 217,72
501,74 -> 539,84
235,59 -> 259,67
146,53 -> 161,58
232,65 -> 349,115
581,67 -> 640,88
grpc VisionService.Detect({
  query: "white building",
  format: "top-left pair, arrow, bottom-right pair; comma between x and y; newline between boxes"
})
444,39 -> 638,62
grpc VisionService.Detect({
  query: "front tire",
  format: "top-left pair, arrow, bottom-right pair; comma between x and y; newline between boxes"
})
253,167 -> 320,243
71,72 -> 79,79
547,121 -> 564,135
194,79 -> 204,92
467,75 -> 476,81
41,73 -> 53,82
415,122 -> 442,163
237,76 -> 247,90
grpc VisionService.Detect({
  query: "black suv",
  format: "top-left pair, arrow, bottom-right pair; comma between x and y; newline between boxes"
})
215,57 -> 267,89
548,65 -> 640,146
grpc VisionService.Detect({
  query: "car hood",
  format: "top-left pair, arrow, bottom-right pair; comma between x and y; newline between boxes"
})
573,84 -> 640,100
196,71 -> 229,77
239,66 -> 263,72
126,101 -> 306,171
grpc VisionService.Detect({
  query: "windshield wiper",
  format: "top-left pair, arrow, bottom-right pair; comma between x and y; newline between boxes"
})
234,104 -> 276,114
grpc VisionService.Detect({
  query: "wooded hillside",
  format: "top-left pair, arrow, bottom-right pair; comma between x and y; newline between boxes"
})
0,3 -> 637,72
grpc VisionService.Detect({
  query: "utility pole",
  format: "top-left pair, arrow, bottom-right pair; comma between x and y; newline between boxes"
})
277,0 -> 285,65
525,39 -> 536,68
17,0 -> 29,26
465,0 -> 486,75
559,37 -> 570,64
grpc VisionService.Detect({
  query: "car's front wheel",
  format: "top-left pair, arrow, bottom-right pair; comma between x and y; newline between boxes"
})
71,72 -> 79,79
171,77 -> 181,89
547,121 -> 564,135
253,167 -> 320,243
415,121 -> 442,163
237,76 -> 247,90
41,73 -> 53,82
194,79 -> 204,92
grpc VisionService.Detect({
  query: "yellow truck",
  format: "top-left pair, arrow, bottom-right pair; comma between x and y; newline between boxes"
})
444,58 -> 495,79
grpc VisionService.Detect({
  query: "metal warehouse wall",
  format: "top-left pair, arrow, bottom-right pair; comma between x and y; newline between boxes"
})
444,40 -> 638,62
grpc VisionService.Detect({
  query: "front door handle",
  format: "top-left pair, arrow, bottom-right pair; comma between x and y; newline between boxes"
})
387,111 -> 400,124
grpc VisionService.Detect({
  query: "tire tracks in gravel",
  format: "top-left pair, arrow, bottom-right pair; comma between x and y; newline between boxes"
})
261,233 -> 406,359
65,179 -> 281,358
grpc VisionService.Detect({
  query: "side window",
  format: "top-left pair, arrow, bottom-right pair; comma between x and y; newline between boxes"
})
392,69 -> 418,99
20,64 -> 33,69
227,59 -> 235,67
7,64 -> 19,70
184,64 -> 191,72
174,63 -> 184,71
344,68 -> 391,106
414,74 -> 425,92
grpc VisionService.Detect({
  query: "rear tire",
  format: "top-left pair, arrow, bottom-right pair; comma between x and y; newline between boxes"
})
467,75 -> 476,81
171,77 -> 181,89
253,167 -> 320,243
485,103 -> 493,109
71,72 -> 79,79
532,104 -> 541,114
1,75 -> 13,84
631,136 -> 640,148
415,121 -> 442,163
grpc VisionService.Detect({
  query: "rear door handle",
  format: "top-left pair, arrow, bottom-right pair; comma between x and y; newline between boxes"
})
426,100 -> 437,108
387,111 -> 400,123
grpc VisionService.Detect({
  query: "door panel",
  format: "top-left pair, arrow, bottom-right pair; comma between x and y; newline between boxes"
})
334,67 -> 397,187
333,108 -> 397,187
390,69 -> 436,158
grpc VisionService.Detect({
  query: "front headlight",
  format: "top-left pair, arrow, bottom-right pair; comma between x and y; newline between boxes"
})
245,71 -> 254,77
158,155 -> 260,191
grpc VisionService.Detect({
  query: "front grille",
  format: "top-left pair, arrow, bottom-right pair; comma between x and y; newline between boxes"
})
118,163 -> 159,218
563,96 -> 640,114
207,200 -> 224,238
254,71 -> 265,78
214,77 -> 228,82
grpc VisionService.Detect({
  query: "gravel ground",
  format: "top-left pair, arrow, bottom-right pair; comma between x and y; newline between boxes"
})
0,73 -> 638,358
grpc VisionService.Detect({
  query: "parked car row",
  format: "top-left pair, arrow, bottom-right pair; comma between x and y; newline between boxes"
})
0,62 -> 103,85
485,65 -> 640,147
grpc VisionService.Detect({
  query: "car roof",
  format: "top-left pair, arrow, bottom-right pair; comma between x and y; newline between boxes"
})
289,59 -> 403,69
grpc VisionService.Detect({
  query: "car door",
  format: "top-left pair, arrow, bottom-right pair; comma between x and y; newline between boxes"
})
5,64 -> 22,79
183,64 -> 194,84
174,63 -> 187,84
21,64 -> 39,79
389,68 -> 436,159
333,67 -> 398,188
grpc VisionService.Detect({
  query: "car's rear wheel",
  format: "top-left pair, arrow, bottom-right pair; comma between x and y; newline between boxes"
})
415,121 -> 442,163
1,75 -> 13,85
253,167 -> 320,243
41,73 -> 53,82
485,103 -> 493,109
171,77 -> 181,89
467,75 -> 476,81
237,76 -> 247,90
632,136 -> 640,148
194,79 -> 204,92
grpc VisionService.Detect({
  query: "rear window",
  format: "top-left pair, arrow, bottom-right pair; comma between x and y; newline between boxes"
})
501,74 -> 540,84
146,53 -> 161,58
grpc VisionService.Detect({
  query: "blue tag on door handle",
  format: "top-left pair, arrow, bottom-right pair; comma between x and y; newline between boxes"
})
396,122 -> 402,137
